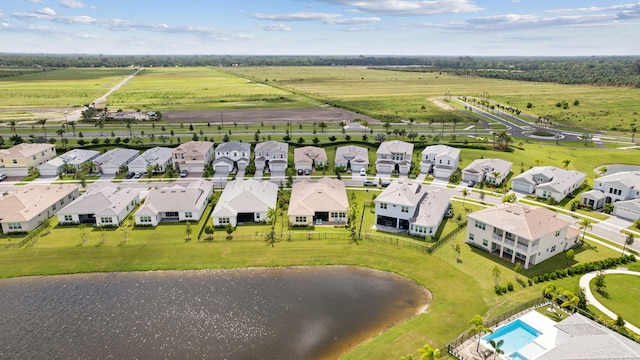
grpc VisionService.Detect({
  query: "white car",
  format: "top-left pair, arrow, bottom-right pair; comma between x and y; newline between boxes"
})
0,174 -> 6,182
360,168 -> 367,176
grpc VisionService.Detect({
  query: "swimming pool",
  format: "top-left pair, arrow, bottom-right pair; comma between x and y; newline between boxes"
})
482,319 -> 541,355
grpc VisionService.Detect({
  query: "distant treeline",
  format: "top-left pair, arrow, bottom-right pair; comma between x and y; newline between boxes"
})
1,53 -> 639,87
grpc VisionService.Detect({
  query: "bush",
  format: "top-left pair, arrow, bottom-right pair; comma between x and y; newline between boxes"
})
507,282 -> 514,292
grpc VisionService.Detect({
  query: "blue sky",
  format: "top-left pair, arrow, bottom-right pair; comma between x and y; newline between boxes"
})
1,0 -> 639,55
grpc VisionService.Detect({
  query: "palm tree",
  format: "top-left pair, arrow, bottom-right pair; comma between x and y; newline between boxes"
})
468,315 -> 492,352
562,159 -> 571,169
68,121 -> 76,136
490,171 -> 501,186
488,339 -> 504,360
461,188 -> 469,210
631,125 -> 637,143
473,118 -> 479,136
56,127 -> 66,149
542,283 -> 564,309
578,218 -> 593,244
8,120 -> 17,136
126,119 -> 134,138
623,232 -> 635,256
38,119 -> 47,139
560,289 -> 580,313
418,344 -> 440,360
95,119 -> 105,136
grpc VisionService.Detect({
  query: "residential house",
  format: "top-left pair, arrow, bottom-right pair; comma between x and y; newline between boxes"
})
134,179 -> 213,226
93,148 -> 140,175
511,166 -> 586,202
375,180 -> 450,238
57,186 -> 141,227
613,199 -> 640,221
579,189 -> 606,210
127,147 -> 173,174
288,177 -> 349,226
254,141 -> 288,172
420,145 -> 460,178
592,171 -> 640,204
172,141 -> 215,173
211,179 -> 278,227
37,149 -> 100,176
212,141 -> 251,173
466,203 -> 580,269
294,146 -> 328,171
0,184 -> 79,233
0,143 -> 57,176
461,158 -> 512,186
375,140 -> 413,176
335,145 -> 369,172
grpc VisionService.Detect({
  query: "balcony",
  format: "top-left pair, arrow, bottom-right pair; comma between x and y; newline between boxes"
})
492,234 -> 503,242
504,239 -> 515,247
516,243 -> 529,252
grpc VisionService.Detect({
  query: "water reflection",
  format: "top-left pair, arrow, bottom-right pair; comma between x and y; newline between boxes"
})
0,266 -> 429,359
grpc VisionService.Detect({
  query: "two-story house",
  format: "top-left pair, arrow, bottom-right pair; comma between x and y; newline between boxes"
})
511,166 -> 586,202
0,143 -> 57,176
582,171 -> 640,220
375,140 -> 413,176
375,180 -> 451,238
466,203 -> 580,269
462,158 -> 513,186
172,141 -> 215,173
420,145 -> 460,178
254,141 -> 288,173
212,141 -> 251,174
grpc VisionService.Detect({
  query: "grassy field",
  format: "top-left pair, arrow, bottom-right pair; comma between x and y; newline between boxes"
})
106,67 -> 318,111
590,274 -> 640,328
226,66 -> 640,132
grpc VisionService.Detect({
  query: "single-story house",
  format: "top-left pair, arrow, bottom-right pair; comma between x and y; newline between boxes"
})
127,147 -> 173,174
57,186 -> 141,227
579,189 -> 606,210
0,184 -> 80,233
211,179 -> 278,227
335,145 -> 369,172
93,148 -> 140,175
294,146 -> 328,171
288,177 -> 349,226
37,149 -> 100,177
134,179 -> 213,226
461,158 -> 512,186
511,166 -> 586,202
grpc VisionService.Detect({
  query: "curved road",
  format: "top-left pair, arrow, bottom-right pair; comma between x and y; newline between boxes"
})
579,269 -> 640,334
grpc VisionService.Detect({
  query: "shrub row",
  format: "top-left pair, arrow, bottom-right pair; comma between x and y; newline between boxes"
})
532,255 -> 636,283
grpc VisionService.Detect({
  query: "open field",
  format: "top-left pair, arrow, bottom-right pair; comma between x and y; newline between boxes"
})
591,274 -> 640,328
226,66 -> 640,132
106,67 -> 318,112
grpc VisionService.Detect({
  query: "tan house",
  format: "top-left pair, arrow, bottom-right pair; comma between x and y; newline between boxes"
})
288,177 -> 349,226
172,141 -> 215,173
294,146 -> 328,171
0,143 -> 57,176
0,184 -> 80,233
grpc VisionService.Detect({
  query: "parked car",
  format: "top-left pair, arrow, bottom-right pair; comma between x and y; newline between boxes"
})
363,180 -> 377,186
360,168 -> 367,176
134,172 -> 143,179
180,169 -> 189,178
467,180 -> 476,188
297,168 -> 303,176
304,169 -> 311,176
0,174 -> 7,182
381,181 -> 391,187
125,172 -> 135,179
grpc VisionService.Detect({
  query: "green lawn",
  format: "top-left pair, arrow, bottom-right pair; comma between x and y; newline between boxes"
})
590,274 -> 640,328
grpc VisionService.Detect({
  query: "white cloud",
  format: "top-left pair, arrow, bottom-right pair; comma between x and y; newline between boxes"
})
24,0 -> 45,3
252,11 -> 380,25
314,0 -> 483,16
258,23 -> 292,31
35,7 -> 57,16
59,0 -> 94,9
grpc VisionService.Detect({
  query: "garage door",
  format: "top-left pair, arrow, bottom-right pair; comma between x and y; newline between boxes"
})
615,207 -> 640,221
512,181 -> 531,193
376,163 -> 393,173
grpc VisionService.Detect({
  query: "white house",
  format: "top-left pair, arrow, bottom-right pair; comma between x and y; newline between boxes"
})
579,189 -> 606,210
335,145 -> 369,172
375,180 -> 450,238
294,146 -> 328,171
254,141 -> 288,172
134,179 -> 213,226
461,158 -> 512,186
420,145 -> 460,178
613,199 -> 640,221
593,171 -> 640,204
57,186 -> 141,227
288,177 -> 349,226
37,149 -> 100,177
511,166 -> 586,202
213,141 -> 251,173
0,184 -> 80,233
0,143 -> 57,177
93,148 -> 140,175
211,179 -> 278,227
127,147 -> 173,174
375,140 -> 413,176
172,141 -> 215,173
466,203 -> 580,269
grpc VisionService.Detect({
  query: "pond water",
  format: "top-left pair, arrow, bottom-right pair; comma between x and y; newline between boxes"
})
0,266 -> 429,359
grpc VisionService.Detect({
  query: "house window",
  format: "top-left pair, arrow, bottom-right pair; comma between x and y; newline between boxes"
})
474,220 -> 486,230
219,218 -> 230,224
256,213 -> 260,219
295,216 -> 307,223
185,212 -> 193,218
52,204 -> 56,211
100,217 -> 113,224
482,239 -> 488,247
8,223 -> 23,230
12,159 -> 17,164
139,216 -> 152,223
33,155 -> 37,160
380,203 -> 387,209
555,230 -> 561,237
551,245 -> 556,252
401,206 -> 409,213
64,215 -> 73,222
469,233 -> 475,241
165,211 -> 179,217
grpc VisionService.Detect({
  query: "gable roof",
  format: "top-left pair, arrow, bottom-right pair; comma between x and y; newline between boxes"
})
462,158 -> 512,176
0,184 -> 79,223
39,149 -> 100,169
172,141 -> 214,156
294,146 -> 328,164
411,189 -> 451,227
212,179 -> 278,217
215,141 -> 250,153
377,140 -> 413,155
376,180 -> 426,207
335,145 -> 369,164
596,171 -> 640,189
93,148 -> 139,167
255,141 -> 288,154
135,179 -> 212,216
58,186 -> 140,217
128,147 -> 173,169
422,144 -> 460,159
513,166 -> 586,193
468,203 -> 571,240
614,198 -> 640,211
0,143 -> 55,159
288,177 -> 349,216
